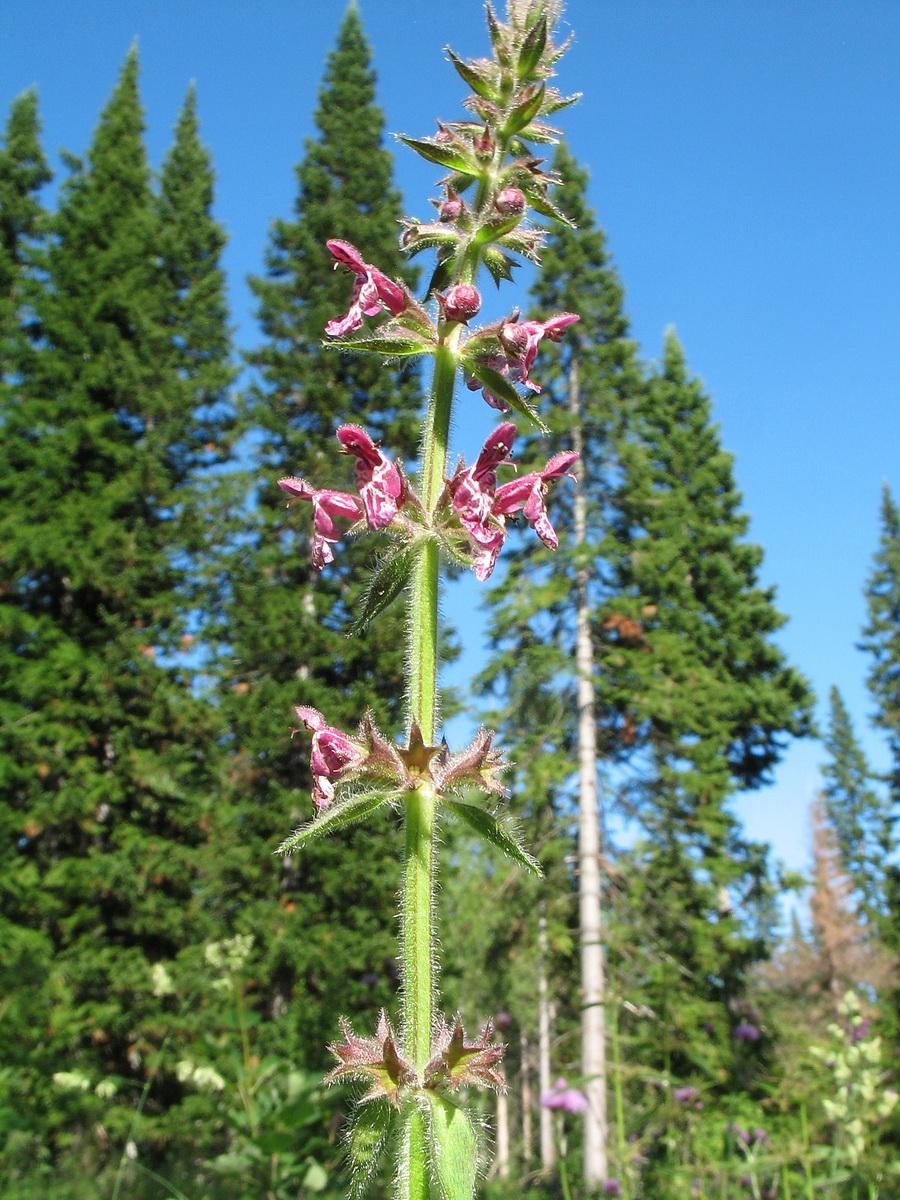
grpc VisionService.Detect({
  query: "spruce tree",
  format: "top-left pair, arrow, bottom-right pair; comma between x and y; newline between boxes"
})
860,485 -> 900,808
822,685 -> 893,935
0,89 -> 50,359
209,6 -> 423,1069
0,51 -> 226,1147
600,329 -> 813,1009
0,83 -> 53,1141
156,83 -> 234,471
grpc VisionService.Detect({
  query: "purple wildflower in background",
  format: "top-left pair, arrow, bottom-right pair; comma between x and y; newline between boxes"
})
733,1021 -> 760,1041
541,1077 -> 588,1114
602,1181 -> 622,1197
673,1085 -> 699,1105
850,1017 -> 871,1043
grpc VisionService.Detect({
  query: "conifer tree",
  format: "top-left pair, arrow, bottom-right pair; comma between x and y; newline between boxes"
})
0,84 -> 53,1125
157,83 -> 234,470
599,331 -> 813,1057
822,685 -> 893,935
0,51 -> 226,1138
210,6 -> 423,1068
0,89 -> 50,360
860,485 -> 900,809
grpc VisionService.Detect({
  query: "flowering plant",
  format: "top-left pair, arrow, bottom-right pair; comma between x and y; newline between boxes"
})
275,4 -> 580,1196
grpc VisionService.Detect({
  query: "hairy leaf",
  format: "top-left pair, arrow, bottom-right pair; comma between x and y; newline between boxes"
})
277,789 -> 397,855
427,1093 -> 478,1200
396,135 -> 477,176
445,48 -> 495,100
326,334 -> 435,358
463,359 -> 547,432
347,1100 -> 395,1199
347,542 -> 418,635
504,85 -> 545,137
525,187 -> 575,227
517,17 -> 547,79
443,797 -> 542,876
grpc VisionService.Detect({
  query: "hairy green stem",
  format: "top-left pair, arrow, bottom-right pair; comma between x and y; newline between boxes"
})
400,322 -> 461,1200
403,784 -> 436,1070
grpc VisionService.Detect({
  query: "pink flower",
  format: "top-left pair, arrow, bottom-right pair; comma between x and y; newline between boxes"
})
500,312 -> 580,390
494,451 -> 578,550
541,1078 -> 588,1114
448,423 -> 516,534
336,425 -> 404,529
292,706 -> 364,809
439,192 -> 464,222
325,239 -> 407,337
447,423 -> 516,580
278,477 -> 363,570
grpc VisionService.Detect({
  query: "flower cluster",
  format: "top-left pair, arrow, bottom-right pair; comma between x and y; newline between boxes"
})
278,424 -> 405,571
291,707 -> 508,812
280,404 -> 576,583
466,311 -> 579,411
445,421 -> 577,578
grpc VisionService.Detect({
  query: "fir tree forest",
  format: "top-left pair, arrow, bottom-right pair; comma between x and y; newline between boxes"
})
1,4 -> 899,1199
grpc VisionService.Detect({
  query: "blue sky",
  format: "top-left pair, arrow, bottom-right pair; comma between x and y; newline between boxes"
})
4,1 -> 899,881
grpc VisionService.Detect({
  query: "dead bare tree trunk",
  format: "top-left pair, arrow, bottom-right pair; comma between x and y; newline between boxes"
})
520,1030 -> 533,1168
570,356 -> 608,1184
538,906 -> 556,1172
494,1088 -> 510,1178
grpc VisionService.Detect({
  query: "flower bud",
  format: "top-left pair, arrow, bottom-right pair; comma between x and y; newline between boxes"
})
439,192 -> 464,222
441,284 -> 482,324
494,187 -> 526,216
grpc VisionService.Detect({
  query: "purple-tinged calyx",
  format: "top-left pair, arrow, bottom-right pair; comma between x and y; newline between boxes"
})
336,424 -> 404,530
326,1011 -> 415,1106
425,1015 -> 505,1092
278,478 -> 363,571
325,239 -> 407,338
433,726 -> 509,797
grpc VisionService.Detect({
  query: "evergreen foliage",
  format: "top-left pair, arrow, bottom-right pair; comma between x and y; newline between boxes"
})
208,7 -> 423,1070
0,89 -> 51,363
0,51 -> 232,1153
822,685 -> 893,934
861,484 -> 900,808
